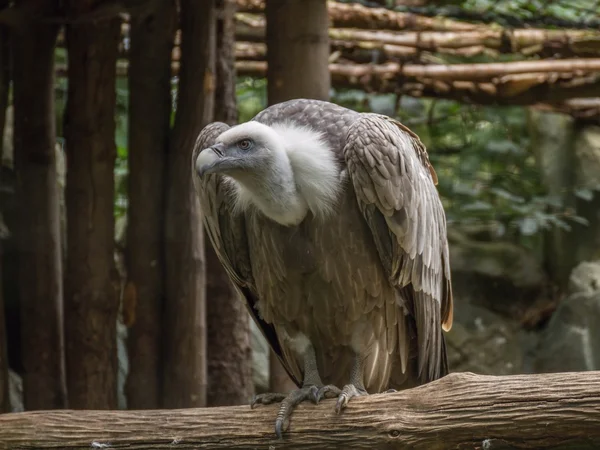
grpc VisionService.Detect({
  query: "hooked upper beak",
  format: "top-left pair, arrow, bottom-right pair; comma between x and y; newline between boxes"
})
195,142 -> 227,178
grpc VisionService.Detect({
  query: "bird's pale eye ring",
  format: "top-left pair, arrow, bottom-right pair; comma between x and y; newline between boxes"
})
237,139 -> 253,151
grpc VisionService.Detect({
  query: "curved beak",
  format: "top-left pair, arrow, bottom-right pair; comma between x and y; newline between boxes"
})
195,142 -> 227,178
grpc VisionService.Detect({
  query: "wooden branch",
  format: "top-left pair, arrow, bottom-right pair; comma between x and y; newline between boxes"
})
326,28 -> 600,58
1,372 -> 600,449
230,16 -> 600,58
234,59 -> 600,104
402,58 -> 600,81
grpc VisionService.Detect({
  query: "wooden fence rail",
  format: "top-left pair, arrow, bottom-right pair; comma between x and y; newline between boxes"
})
1,371 -> 599,449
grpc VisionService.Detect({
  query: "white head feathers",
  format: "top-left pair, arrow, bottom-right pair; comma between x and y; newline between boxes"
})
217,120 -> 344,226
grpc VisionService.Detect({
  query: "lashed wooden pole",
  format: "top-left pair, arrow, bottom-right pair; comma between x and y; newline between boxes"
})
120,21 -> 600,59
1,372 -> 600,449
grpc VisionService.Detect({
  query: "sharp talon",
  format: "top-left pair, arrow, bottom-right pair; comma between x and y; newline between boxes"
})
275,417 -> 285,440
259,385 -> 320,439
383,388 -> 397,394
335,394 -> 347,414
308,385 -> 319,404
250,392 -> 287,409
315,385 -> 342,404
334,384 -> 367,414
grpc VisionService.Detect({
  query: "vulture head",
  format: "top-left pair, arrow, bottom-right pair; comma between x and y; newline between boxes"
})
195,121 -> 342,226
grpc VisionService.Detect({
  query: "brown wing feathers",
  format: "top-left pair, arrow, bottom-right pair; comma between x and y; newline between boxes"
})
344,113 -> 453,383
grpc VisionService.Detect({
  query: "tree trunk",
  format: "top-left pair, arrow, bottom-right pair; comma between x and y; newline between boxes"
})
63,3 -> 121,409
125,0 -> 176,410
528,110 -> 577,287
2,371 -> 600,449
264,0 -> 330,393
206,0 -> 253,407
0,0 -> 10,414
214,0 -> 238,125
266,0 -> 330,103
162,0 -> 215,409
12,0 -> 66,410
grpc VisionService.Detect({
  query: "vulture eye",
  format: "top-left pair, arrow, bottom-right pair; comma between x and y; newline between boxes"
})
237,139 -> 253,151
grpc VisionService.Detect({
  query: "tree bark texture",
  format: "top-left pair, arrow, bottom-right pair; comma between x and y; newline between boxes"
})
264,0 -> 330,394
206,0 -> 253,407
214,0 -> 238,125
0,0 -> 10,414
205,243 -> 253,406
1,371 -> 600,449
125,0 -> 176,410
63,2 -> 121,409
162,0 -> 215,409
12,0 -> 66,410
266,0 -> 330,103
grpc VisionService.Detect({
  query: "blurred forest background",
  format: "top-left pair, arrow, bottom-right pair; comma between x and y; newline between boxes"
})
0,0 -> 599,413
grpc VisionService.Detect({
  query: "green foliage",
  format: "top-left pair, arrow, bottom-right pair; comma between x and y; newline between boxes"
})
460,0 -> 598,23
114,77 -> 129,220
237,77 -> 267,122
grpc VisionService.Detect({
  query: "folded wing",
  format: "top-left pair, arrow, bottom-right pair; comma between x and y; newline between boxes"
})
343,114 -> 453,383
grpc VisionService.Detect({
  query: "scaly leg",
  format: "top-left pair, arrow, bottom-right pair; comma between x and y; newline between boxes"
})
316,354 -> 369,414
251,341 -> 337,439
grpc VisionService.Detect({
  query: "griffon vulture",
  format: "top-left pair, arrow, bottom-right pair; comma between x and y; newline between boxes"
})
192,99 -> 453,438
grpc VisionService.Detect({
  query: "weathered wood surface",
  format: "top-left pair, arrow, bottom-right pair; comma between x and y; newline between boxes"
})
1,371 -> 599,449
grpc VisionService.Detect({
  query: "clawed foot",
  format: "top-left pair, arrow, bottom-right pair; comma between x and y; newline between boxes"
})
316,383 -> 368,414
251,385 -> 319,439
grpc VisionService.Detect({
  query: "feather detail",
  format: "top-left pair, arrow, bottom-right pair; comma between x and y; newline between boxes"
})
344,113 -> 453,384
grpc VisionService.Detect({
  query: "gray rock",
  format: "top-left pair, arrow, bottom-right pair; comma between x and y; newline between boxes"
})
449,228 -> 546,291
448,228 -> 546,320
535,291 -> 600,372
446,303 -> 525,375
569,260 -> 600,296
574,125 -> 600,189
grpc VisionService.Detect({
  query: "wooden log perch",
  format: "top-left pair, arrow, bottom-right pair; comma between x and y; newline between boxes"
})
1,372 -> 600,449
